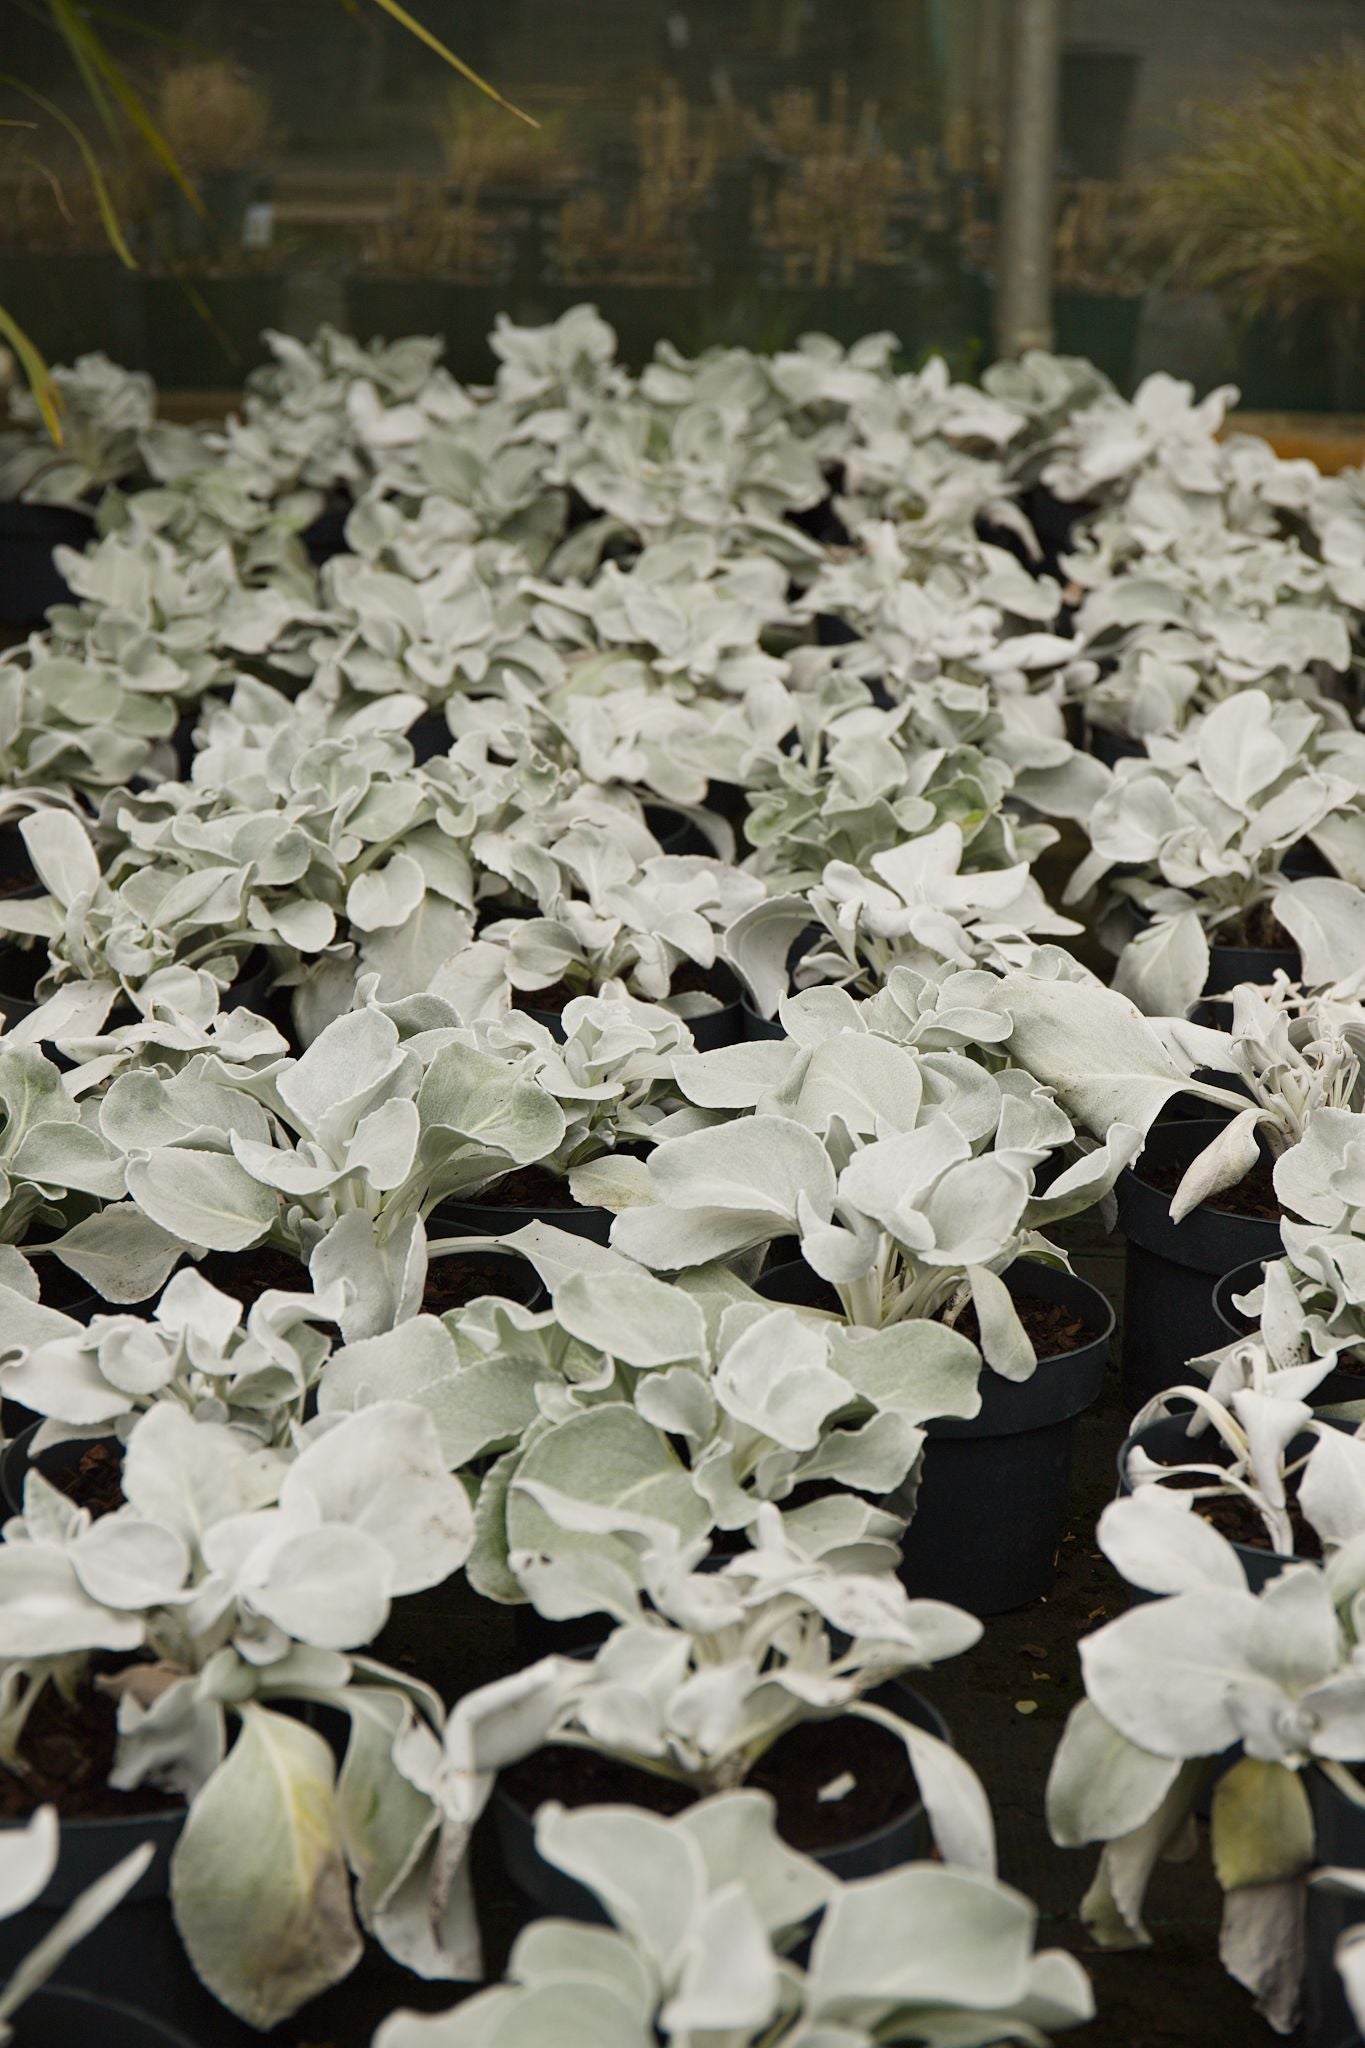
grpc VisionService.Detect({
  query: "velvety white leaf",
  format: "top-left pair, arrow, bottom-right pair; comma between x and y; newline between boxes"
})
70,1514 -> 190,1609
1113,912 -> 1209,1019
0,1807 -> 58,1917
806,1862 -> 1036,2013
553,1269 -> 707,1367
1080,1589 -> 1268,1759
285,1403 -> 473,1593
714,1309 -> 850,1451
1273,878 -> 1365,990
1097,1493 -> 1246,1595
1046,1698 -> 1182,1849
20,807 -> 99,906
244,1523 -> 393,1648
660,1879 -> 777,2032
125,1148 -> 277,1252
0,1544 -> 144,1656
347,854 -> 427,933
1169,1107 -> 1266,1223
1299,1430 -> 1365,1551
533,1801 -> 703,1968
677,1789 -> 833,1933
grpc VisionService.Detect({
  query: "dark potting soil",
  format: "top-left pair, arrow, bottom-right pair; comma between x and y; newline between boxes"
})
0,1675 -> 179,1822
944,1292 -> 1092,1360
476,1163 -> 576,1211
1219,900 -> 1296,952
666,958 -> 730,1000
422,1254 -> 532,1313
200,1244 -> 313,1311
1160,1468 -> 1321,1558
511,976 -> 585,1017
63,1441 -> 125,1517
1139,1152 -> 1281,1222
501,1711 -> 915,1853
0,945 -> 43,1003
511,960 -> 728,1016
1202,1488 -> 1321,1559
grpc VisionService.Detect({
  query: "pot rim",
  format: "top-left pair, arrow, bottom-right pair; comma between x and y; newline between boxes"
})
493,1677 -> 951,1865
16,1986 -> 200,2048
1116,1412 -> 1317,1574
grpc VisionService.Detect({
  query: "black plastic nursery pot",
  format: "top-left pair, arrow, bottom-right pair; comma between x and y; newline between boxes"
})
432,1184 -> 616,1248
0,825 -> 48,1027
1118,1414 -> 1319,1594
1086,726 -> 1145,769
1204,939 -> 1301,999
0,500 -> 92,629
1306,1765 -> 1365,2048
1117,1120 -> 1283,1414
756,1257 -> 1112,1617
491,1682 -> 952,1922
742,996 -> 786,1042
7,1988 -> 199,2048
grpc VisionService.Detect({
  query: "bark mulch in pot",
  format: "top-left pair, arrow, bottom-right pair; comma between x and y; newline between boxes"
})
942,1291 -> 1093,1360
63,1441 -> 125,1517
0,1678 -> 179,1823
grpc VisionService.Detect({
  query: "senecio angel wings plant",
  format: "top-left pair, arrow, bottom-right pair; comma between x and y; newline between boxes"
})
600,967 -> 1140,1379
0,730 -> 480,1040
0,1041 -> 128,1298
84,981 -> 691,1339
1065,689 -> 1365,1015
0,1264 -> 348,1452
440,1502 -> 992,1857
983,956 -> 1365,1226
0,643 -> 178,813
0,1396 -> 475,2028
1046,1488 -> 1365,2034
315,1250 -> 981,1586
375,1793 -> 1094,2048
1124,1344 -> 1365,1558
0,353 -> 156,508
728,818 -> 1082,1020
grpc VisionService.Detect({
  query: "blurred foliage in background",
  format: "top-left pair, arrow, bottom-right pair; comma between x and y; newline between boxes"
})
0,0 -> 530,433
4,3 -> 1365,407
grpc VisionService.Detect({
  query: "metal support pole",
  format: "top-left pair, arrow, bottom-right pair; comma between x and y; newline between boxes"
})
995,0 -> 1063,358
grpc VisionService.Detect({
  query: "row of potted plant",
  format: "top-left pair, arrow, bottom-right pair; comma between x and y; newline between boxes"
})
0,305 -> 1364,2044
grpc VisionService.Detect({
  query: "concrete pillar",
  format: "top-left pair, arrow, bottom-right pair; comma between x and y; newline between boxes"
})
995,0 -> 1063,356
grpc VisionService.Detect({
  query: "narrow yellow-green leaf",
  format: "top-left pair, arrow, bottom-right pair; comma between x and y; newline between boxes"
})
0,305 -> 63,445
0,77 -> 136,269
363,0 -> 538,126
49,0 -> 205,214
47,0 -> 118,143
